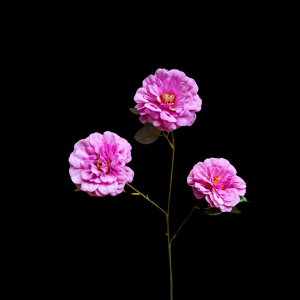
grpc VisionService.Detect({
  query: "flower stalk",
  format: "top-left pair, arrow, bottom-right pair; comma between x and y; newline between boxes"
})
166,131 -> 175,300
125,183 -> 166,215
170,201 -> 200,243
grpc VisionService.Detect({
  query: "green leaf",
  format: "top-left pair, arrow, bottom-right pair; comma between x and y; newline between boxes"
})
134,122 -> 161,145
229,207 -> 241,214
74,188 -> 80,192
239,196 -> 250,203
204,207 -> 223,216
129,108 -> 140,115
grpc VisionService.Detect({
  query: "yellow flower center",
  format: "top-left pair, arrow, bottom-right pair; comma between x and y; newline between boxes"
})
95,156 -> 110,172
161,91 -> 175,104
213,176 -> 224,189
95,158 -> 102,171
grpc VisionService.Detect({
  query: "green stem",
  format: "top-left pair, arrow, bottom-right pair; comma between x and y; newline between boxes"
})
125,183 -> 166,215
162,131 -> 174,149
170,201 -> 200,243
166,131 -> 175,300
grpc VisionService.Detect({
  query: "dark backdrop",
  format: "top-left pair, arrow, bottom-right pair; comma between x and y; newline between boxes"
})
41,29 -> 262,299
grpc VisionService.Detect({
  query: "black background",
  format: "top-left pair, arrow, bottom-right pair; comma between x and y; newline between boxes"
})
31,18 -> 266,299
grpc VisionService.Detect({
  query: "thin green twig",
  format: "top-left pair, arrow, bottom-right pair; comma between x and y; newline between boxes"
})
170,201 -> 200,243
125,183 -> 166,215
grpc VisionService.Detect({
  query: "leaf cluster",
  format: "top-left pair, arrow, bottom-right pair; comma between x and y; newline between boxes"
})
203,196 -> 251,216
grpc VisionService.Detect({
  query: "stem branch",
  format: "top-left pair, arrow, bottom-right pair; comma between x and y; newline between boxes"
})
125,183 -> 166,215
162,131 -> 174,149
170,201 -> 200,243
166,131 -> 175,300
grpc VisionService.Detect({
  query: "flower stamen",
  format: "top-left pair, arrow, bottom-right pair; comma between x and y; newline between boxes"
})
213,176 -> 225,190
95,157 -> 102,171
213,176 -> 221,187
161,91 -> 175,104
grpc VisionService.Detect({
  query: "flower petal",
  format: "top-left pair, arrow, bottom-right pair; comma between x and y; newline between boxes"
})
176,110 -> 191,126
139,115 -> 148,124
160,111 -> 177,123
71,156 -> 82,168
103,131 -> 116,146
74,139 -> 90,150
192,186 -> 205,199
155,68 -> 169,82
71,173 -> 82,184
152,119 -> 162,127
89,133 -> 103,147
91,165 -> 102,176
69,167 -> 81,177
74,149 -> 89,159
81,170 -> 93,180
142,74 -> 161,89
81,181 -> 99,192
144,102 -> 162,112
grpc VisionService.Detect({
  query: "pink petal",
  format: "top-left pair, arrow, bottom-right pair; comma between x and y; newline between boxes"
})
195,182 -> 209,193
219,205 -> 232,212
85,147 -> 96,155
74,139 -> 90,150
160,78 -> 173,94
231,194 -> 240,206
137,108 -> 147,115
135,103 -> 145,109
106,172 -> 117,183
203,158 -> 213,168
134,93 -> 148,103
152,119 -> 162,127
212,190 -> 224,204
124,166 -> 134,183
89,174 -> 97,182
144,102 -> 162,112
205,194 -> 214,207
107,181 -> 118,193
227,164 -> 237,174
81,170 -> 93,180
94,177 -> 102,183
103,131 -> 116,146
155,68 -> 169,82
149,112 -> 159,119
95,189 -> 105,197
74,149 -> 89,159
81,181 -> 99,192
160,111 -> 177,123
91,165 -> 102,176
69,167 -> 81,177
71,156 -> 82,168
162,120 -> 176,131
98,183 -> 109,195
89,133 -> 103,147
71,173 -> 82,184
139,115 -> 148,124
145,85 -> 159,98
142,74 -> 160,89
176,110 -> 191,126
94,140 -> 103,155
192,186 -> 205,199
68,151 -> 75,164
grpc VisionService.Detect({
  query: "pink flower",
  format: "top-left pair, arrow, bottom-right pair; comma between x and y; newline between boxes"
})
187,158 -> 246,212
133,68 -> 202,132
69,132 -> 134,197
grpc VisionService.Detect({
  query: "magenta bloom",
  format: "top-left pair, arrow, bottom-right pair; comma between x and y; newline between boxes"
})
187,158 -> 246,212
69,132 -> 134,197
133,68 -> 202,132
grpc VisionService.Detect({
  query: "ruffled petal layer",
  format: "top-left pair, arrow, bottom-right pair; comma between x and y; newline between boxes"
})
187,158 -> 246,212
69,131 -> 134,197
